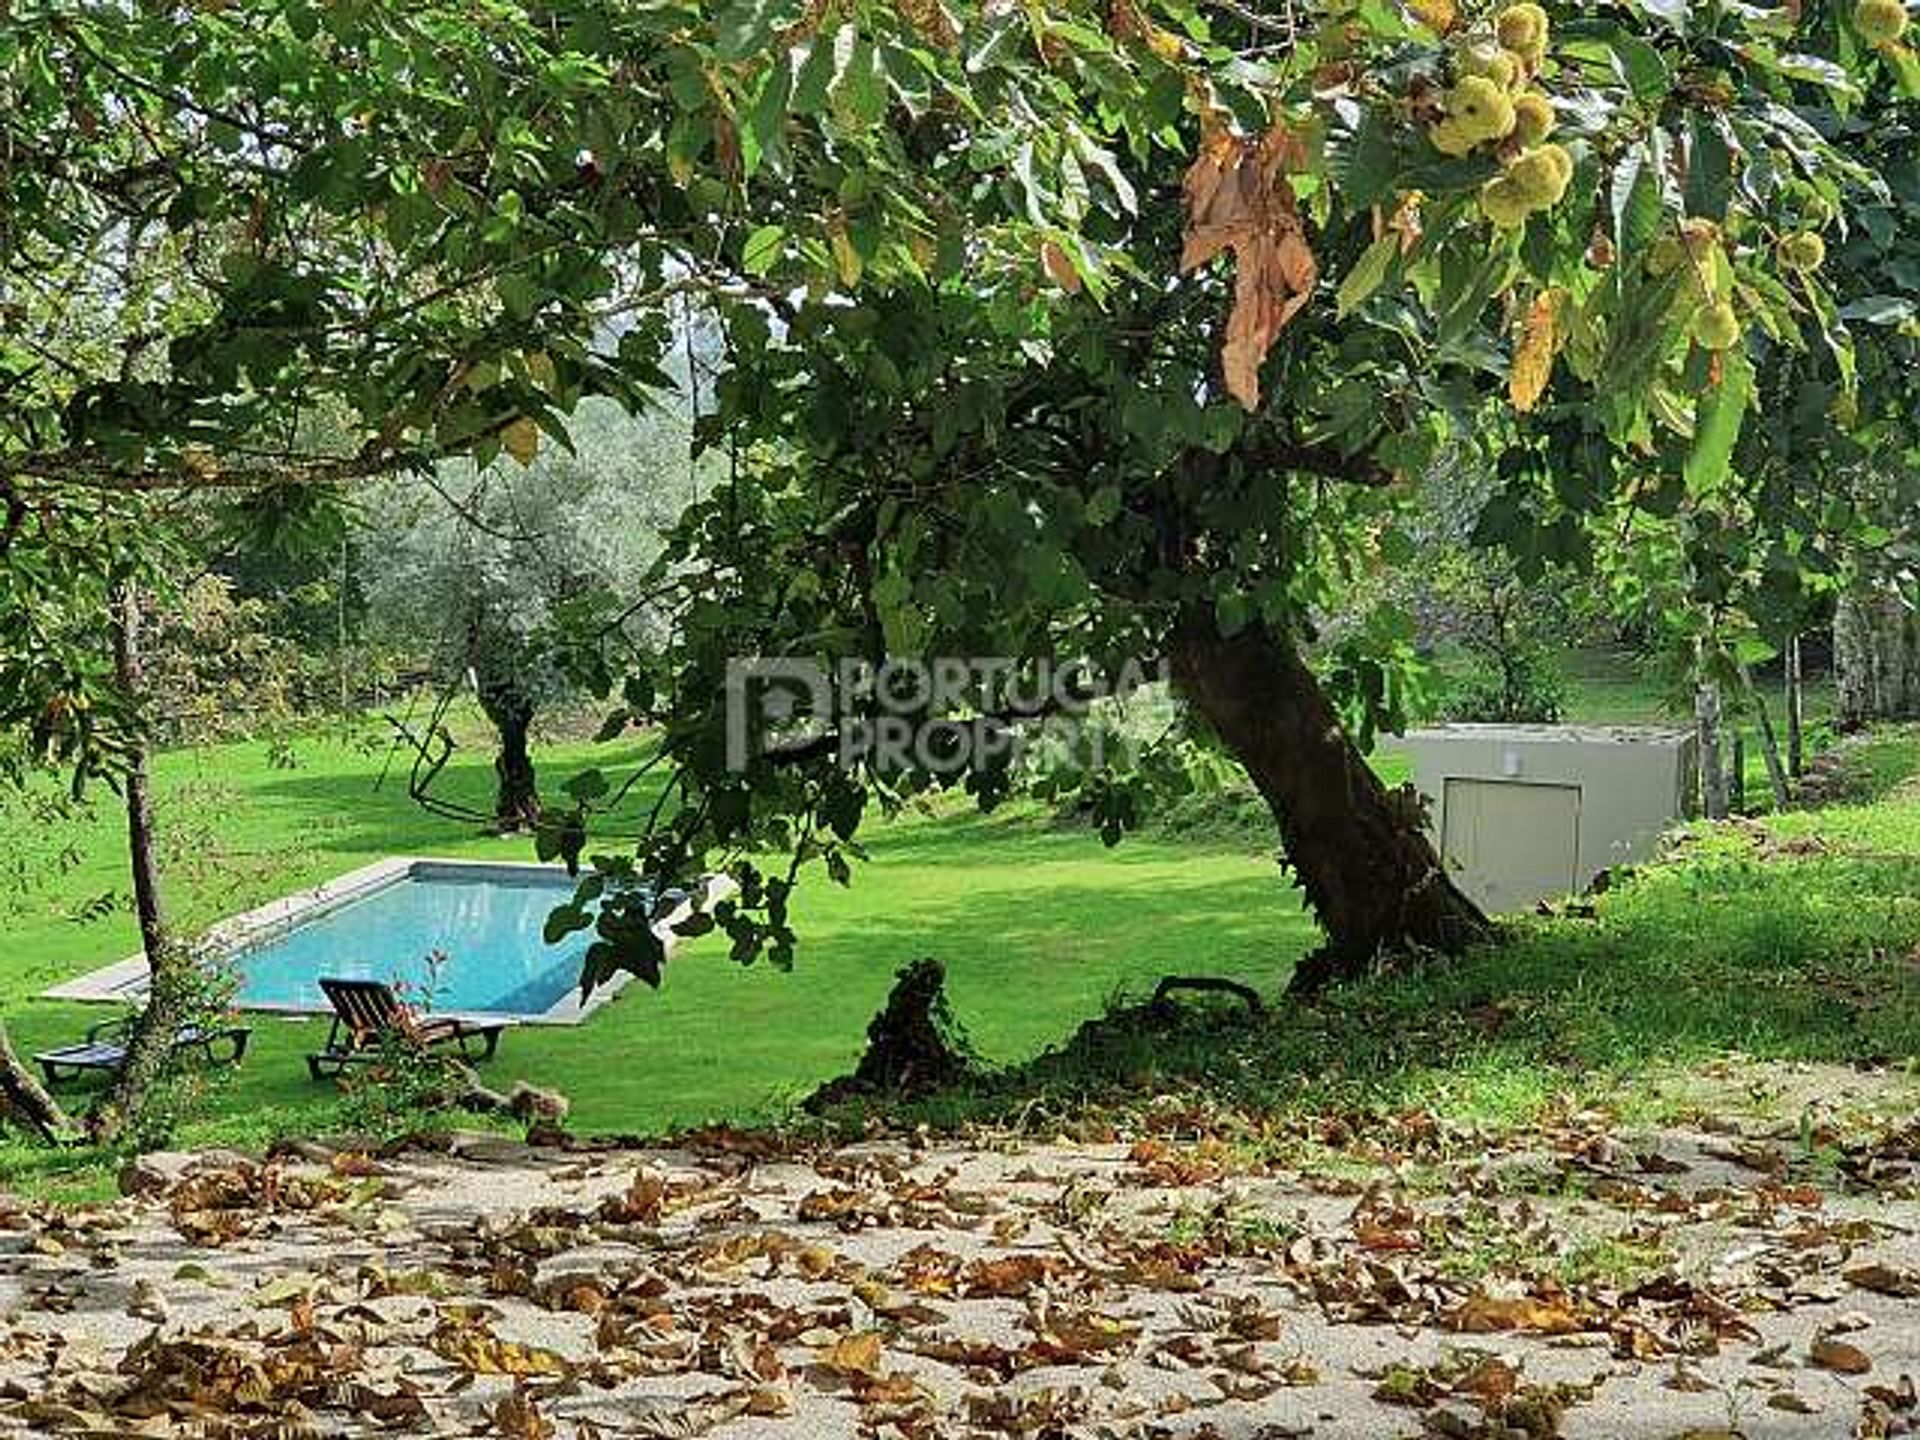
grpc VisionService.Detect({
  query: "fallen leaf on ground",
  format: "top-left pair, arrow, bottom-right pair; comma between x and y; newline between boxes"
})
1811,1336 -> 1873,1375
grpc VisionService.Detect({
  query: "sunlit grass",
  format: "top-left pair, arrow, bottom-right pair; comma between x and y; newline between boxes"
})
2,680 -> 1909,1204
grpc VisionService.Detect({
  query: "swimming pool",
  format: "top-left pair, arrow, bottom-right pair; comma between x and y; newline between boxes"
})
237,865 -> 589,1017
46,859 -> 639,1024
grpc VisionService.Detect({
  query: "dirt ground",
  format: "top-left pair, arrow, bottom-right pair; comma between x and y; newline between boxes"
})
5,1072 -> 1920,1438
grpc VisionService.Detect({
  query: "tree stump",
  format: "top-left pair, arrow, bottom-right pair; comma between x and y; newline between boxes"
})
805,959 -> 977,1111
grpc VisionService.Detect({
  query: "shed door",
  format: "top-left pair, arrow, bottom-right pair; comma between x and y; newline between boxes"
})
1440,779 -> 1581,912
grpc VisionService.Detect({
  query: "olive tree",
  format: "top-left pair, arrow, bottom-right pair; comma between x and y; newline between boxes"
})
364,398 -> 701,828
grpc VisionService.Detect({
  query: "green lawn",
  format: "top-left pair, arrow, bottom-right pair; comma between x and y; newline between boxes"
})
0,712 -> 1310,1189
0,662 -> 1883,1199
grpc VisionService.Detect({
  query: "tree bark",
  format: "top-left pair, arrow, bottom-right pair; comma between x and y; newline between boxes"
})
1696,681 -> 1729,821
0,1019 -> 69,1143
1169,613 -> 1494,992
475,673 -> 541,832
1835,582 -> 1920,730
1784,634 -> 1804,779
91,586 -> 190,1145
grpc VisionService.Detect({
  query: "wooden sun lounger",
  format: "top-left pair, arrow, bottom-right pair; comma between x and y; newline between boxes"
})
35,1014 -> 251,1086
306,976 -> 510,1081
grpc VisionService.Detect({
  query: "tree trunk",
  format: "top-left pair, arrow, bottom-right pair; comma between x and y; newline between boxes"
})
1835,582 -> 1920,730
1695,682 -> 1729,820
476,675 -> 541,832
1169,614 -> 1494,992
1742,664 -> 1792,811
91,587 -> 190,1145
0,1019 -> 70,1143
1784,634 -> 1805,779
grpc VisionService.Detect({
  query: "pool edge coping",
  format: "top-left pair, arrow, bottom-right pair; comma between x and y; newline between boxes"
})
41,856 -> 638,1026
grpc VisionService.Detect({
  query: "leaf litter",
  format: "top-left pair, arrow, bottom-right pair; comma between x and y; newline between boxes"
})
4,1095 -> 1920,1436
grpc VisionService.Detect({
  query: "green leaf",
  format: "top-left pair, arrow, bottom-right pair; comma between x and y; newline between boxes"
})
1335,233 -> 1400,319
831,32 -> 886,127
1214,591 -> 1251,637
1684,348 -> 1753,496
1607,32 -> 1671,98
1770,51 -> 1861,96
565,768 -> 609,802
790,35 -> 838,114
1839,294 -> 1916,325
742,224 -> 785,276
715,0 -> 805,61
1073,135 -> 1138,217
1084,485 -> 1122,526
743,53 -> 794,178
1611,144 -> 1663,254
1684,113 -> 1731,222
543,903 -> 592,944
1626,0 -> 1688,32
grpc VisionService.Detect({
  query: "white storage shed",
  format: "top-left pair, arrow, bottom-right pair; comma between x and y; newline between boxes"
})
1402,724 -> 1696,913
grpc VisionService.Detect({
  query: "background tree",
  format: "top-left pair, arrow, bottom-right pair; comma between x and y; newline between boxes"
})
363,398 -> 700,829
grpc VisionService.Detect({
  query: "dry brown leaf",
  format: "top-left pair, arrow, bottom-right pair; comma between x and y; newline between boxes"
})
490,1387 -> 555,1440
962,1253 -> 1064,1298
1446,1293 -> 1584,1336
798,1187 -> 875,1225
1354,1219 -> 1423,1253
1847,1262 -> 1920,1298
1179,123 -> 1318,412
1041,240 -> 1082,293
1033,1307 -> 1142,1358
1386,192 -> 1425,256
745,1385 -> 794,1417
1454,1353 -> 1521,1402
604,1168 -> 667,1225
1510,287 -> 1566,414
1811,1335 -> 1873,1374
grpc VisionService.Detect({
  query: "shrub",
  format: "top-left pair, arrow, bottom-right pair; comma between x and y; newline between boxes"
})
1442,645 -> 1568,723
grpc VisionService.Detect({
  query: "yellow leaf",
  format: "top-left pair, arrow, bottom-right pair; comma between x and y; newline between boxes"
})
501,416 -> 540,467
433,1328 -> 571,1377
1404,0 -> 1459,33
1445,1291 -> 1583,1335
1509,287 -> 1566,413
829,217 -> 864,288
1108,0 -> 1185,60
822,1331 -> 885,1376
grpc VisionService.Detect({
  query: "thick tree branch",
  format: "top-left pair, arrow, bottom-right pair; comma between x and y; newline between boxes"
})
1,446 -> 424,492
1239,437 -> 1394,486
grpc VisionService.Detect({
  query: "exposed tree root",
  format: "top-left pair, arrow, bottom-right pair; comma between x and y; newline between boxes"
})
1150,975 -> 1266,1017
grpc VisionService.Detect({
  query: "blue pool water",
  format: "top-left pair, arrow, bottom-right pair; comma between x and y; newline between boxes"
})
234,872 -> 588,1017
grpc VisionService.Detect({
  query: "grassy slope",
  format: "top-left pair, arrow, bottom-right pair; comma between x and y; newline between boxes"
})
867,726 -> 1920,1142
